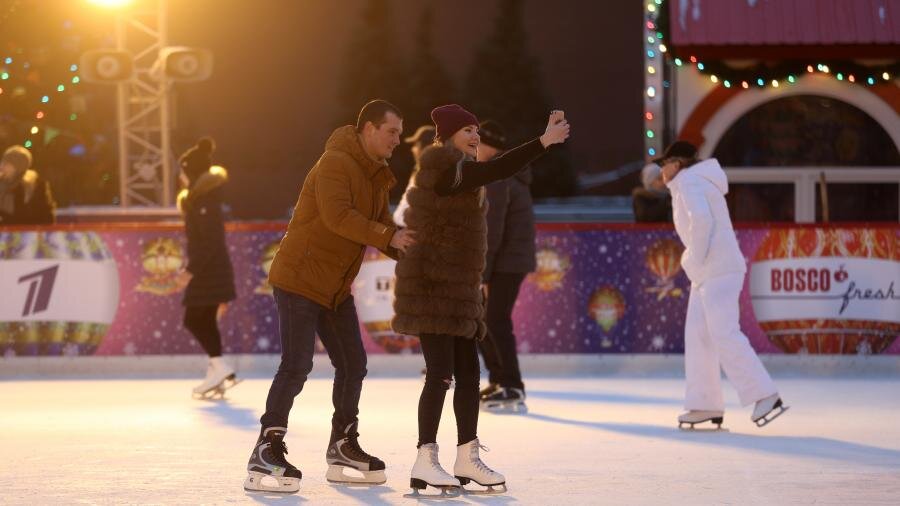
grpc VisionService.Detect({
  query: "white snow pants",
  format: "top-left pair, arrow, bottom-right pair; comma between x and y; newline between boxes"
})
684,272 -> 777,411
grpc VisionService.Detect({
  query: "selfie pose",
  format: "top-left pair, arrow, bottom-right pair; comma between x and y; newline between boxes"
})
393,104 -> 570,496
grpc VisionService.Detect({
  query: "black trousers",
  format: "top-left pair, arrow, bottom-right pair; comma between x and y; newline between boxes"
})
478,272 -> 527,389
183,304 -> 222,358
418,334 -> 480,447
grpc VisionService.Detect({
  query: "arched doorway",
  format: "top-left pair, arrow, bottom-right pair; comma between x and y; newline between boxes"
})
713,95 -> 900,222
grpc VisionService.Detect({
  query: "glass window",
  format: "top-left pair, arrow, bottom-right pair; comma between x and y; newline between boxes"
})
726,183 -> 795,222
713,95 -> 900,167
816,183 -> 899,222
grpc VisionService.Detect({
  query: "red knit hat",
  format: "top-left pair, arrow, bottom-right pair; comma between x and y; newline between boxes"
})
430,104 -> 479,143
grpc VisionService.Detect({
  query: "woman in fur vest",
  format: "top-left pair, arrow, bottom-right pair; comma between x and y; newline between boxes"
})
393,104 -> 570,494
175,137 -> 239,398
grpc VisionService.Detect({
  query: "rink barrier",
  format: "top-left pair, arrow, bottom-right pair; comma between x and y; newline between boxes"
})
2,353 -> 899,379
1,222 -> 898,359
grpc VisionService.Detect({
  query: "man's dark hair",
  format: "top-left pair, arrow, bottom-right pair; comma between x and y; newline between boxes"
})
356,100 -> 402,133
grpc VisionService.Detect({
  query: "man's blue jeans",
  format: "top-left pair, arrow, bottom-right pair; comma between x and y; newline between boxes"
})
260,287 -> 368,439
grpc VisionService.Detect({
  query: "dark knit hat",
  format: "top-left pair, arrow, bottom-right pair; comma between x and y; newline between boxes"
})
404,125 -> 435,146
431,104 -> 479,143
2,145 -> 33,175
179,137 -> 216,184
652,140 -> 698,165
478,120 -> 507,150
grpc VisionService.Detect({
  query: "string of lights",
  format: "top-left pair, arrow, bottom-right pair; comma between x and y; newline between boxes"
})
643,0 -> 898,158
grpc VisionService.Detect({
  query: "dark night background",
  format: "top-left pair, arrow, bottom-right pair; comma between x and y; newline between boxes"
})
0,0 -> 643,219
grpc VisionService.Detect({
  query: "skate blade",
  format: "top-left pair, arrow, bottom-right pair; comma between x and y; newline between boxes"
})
243,472 -> 300,494
679,417 -> 727,432
481,401 -> 528,414
459,481 -> 507,495
220,375 -> 243,391
754,404 -> 789,427
403,487 -> 461,499
325,465 -> 386,485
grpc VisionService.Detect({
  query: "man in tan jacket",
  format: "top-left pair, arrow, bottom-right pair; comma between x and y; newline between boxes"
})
244,100 -> 414,493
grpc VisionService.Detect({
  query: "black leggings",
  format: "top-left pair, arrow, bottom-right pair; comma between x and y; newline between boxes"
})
418,334 -> 480,447
183,305 -> 222,358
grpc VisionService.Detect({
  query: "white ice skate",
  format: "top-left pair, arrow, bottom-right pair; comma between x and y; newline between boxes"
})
192,357 -> 240,400
454,439 -> 506,494
405,443 -> 461,498
678,410 -> 726,431
752,393 -> 788,427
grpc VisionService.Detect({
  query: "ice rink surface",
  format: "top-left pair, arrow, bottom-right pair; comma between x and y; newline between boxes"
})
2,374 -> 899,505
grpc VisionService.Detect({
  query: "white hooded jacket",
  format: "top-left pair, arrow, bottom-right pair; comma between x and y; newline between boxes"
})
666,158 -> 746,285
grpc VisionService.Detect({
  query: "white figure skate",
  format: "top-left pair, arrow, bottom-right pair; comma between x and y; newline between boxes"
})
454,439 -> 506,494
405,443 -> 461,498
192,357 -> 241,400
678,410 -> 726,431
752,394 -> 789,427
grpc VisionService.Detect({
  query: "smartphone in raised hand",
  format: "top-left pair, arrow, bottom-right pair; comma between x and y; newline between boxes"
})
550,110 -> 565,125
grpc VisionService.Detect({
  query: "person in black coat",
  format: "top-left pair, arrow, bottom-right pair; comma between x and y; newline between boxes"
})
175,137 -> 238,398
0,145 -> 56,225
477,120 -> 536,411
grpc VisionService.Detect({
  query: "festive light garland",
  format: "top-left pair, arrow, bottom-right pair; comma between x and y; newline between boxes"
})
654,0 -> 897,89
643,0 -> 898,158
0,53 -> 82,149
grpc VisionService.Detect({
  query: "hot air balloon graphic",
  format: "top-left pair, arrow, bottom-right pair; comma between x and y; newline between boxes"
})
135,237 -> 186,295
529,246 -> 571,291
644,239 -> 685,300
588,286 -> 626,348
749,227 -> 899,354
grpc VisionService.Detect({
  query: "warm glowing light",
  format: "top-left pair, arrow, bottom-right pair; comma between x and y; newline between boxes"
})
658,44 -> 667,53
689,56 -> 697,63
647,66 -> 656,74
741,81 -> 749,89
884,72 -> 891,80
88,0 -> 133,7
710,75 -> 718,83
848,75 -> 855,83
771,80 -> 779,87
30,126 -> 39,134
645,112 -> 653,121
36,111 -> 44,119
646,86 -> 656,98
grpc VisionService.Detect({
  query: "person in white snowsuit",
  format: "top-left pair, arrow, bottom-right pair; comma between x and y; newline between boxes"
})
659,141 -> 787,428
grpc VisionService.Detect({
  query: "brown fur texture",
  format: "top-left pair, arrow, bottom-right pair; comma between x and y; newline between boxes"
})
392,144 -> 488,339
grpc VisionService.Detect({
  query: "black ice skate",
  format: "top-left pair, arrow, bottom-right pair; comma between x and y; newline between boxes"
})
752,394 -> 789,427
325,422 -> 386,485
678,410 -> 727,431
479,383 -> 500,399
244,427 -> 302,493
481,387 -> 527,413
